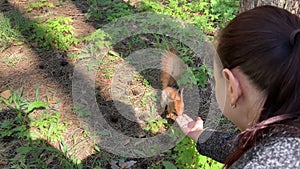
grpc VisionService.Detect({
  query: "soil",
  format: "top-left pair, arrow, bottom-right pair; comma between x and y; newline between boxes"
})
0,0 -> 235,168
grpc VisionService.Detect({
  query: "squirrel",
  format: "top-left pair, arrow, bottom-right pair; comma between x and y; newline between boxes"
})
160,50 -> 185,119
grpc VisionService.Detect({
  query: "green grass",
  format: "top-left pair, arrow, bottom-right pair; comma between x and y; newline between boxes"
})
3,54 -> 22,67
30,111 -> 70,142
8,140 -> 76,168
0,87 -> 75,168
26,0 -> 55,12
85,0 -> 134,24
0,86 -> 68,141
144,118 -> 168,134
31,17 -> 79,51
137,0 -> 239,32
1,10 -> 79,52
173,137 -> 224,169
0,13 -> 22,52
0,87 -> 31,139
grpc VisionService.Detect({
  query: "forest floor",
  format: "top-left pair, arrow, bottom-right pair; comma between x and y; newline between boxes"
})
0,0 -> 237,168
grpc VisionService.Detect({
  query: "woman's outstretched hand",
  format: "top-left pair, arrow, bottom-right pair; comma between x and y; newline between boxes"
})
175,114 -> 204,142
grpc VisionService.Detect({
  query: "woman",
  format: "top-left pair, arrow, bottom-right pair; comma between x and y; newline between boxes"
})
176,5 -> 300,168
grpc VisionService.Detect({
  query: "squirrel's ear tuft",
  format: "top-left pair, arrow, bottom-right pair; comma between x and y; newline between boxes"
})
180,88 -> 184,99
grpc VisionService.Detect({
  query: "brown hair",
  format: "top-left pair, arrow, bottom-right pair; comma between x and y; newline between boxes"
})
216,5 -> 300,167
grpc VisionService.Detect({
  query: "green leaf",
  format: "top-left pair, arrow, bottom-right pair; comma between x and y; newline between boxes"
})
133,149 -> 146,156
144,125 -> 150,131
27,101 -> 47,112
1,120 -> 12,128
30,131 -> 41,139
99,130 -> 110,136
35,85 -> 40,101
162,161 -> 177,169
161,119 -> 168,123
16,146 -> 32,154
152,125 -> 158,133
61,141 -> 68,154
48,123 -> 55,135
157,120 -> 163,126
94,145 -> 101,152
108,50 -> 120,57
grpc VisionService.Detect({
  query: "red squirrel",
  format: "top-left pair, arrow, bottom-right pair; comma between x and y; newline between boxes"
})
160,50 -> 185,119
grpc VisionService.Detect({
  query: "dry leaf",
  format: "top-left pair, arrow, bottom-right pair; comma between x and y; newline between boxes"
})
0,159 -> 8,165
0,90 -> 11,100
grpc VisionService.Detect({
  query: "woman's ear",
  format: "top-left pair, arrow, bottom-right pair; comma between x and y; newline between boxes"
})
222,69 -> 242,105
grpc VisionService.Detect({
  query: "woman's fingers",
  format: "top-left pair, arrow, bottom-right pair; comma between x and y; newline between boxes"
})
182,114 -> 194,122
175,114 -> 205,141
191,117 -> 203,131
176,114 -> 201,123
176,114 -> 203,130
175,115 -> 193,134
175,115 -> 187,126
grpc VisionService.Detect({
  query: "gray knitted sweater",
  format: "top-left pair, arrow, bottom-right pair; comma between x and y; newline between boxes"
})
196,129 -> 300,168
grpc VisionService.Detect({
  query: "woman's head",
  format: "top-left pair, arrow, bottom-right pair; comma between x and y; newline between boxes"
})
213,55 -> 265,130
214,5 -> 300,167
215,5 -> 300,127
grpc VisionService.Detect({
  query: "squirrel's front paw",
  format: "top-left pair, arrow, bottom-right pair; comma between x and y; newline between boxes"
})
166,113 -> 176,120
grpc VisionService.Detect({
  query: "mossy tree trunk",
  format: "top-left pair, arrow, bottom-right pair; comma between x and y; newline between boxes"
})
239,0 -> 300,15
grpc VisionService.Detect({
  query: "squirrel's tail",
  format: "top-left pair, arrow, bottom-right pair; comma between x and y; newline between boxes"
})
161,50 -> 185,89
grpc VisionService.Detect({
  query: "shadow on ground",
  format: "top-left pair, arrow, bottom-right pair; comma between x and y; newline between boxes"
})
0,0 -> 217,168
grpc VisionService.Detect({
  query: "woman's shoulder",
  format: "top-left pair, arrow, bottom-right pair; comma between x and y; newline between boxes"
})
231,135 -> 300,168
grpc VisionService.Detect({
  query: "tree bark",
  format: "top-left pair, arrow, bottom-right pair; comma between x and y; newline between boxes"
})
239,0 -> 300,16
